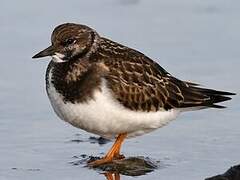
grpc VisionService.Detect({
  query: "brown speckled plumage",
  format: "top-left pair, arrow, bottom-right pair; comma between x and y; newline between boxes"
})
32,23 -> 235,166
42,23 -> 234,111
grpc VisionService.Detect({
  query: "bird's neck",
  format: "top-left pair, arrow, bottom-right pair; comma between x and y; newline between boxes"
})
84,30 -> 101,59
46,57 -> 101,103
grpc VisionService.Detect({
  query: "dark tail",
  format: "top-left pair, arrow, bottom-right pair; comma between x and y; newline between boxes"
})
190,87 -> 235,108
181,81 -> 236,109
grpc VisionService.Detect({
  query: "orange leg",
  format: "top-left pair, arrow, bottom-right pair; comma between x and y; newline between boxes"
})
89,133 -> 127,166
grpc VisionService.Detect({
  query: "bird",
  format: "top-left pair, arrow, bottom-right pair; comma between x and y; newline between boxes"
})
32,23 -> 235,166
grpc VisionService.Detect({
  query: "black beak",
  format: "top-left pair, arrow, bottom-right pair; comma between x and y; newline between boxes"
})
32,45 -> 55,59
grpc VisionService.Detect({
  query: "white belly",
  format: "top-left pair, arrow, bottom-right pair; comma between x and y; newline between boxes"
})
47,72 -> 180,139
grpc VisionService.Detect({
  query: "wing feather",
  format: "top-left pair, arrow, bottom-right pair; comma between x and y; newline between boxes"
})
98,38 -> 235,111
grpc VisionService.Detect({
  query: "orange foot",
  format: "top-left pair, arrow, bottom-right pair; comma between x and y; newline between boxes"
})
88,133 -> 127,167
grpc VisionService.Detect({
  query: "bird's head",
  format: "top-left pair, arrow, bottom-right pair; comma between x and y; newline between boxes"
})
32,23 -> 98,62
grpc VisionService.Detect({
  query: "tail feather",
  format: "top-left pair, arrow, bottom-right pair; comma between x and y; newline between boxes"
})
180,84 -> 235,109
190,87 -> 236,96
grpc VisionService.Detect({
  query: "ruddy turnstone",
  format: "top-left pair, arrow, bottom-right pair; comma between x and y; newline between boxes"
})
33,23 -> 235,166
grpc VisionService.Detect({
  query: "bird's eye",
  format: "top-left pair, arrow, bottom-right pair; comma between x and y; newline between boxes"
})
65,38 -> 76,45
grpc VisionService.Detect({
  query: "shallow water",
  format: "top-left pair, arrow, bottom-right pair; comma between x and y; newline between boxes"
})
0,0 -> 240,180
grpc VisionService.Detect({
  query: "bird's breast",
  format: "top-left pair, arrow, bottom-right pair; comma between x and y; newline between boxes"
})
46,68 -> 180,138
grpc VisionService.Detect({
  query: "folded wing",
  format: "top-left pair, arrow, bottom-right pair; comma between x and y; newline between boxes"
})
101,40 -> 235,112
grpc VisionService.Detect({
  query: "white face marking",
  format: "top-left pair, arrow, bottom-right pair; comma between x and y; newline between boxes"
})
51,53 -> 66,63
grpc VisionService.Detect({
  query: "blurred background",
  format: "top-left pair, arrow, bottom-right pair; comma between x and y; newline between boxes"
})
0,0 -> 239,180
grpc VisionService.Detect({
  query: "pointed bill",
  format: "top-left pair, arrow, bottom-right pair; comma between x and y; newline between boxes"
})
32,45 -> 54,59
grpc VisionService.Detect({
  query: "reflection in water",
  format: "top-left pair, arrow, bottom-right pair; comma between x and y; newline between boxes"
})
70,155 -> 158,179
69,134 -> 110,145
104,172 -> 120,180
69,136 -> 159,178
89,156 -> 158,176
70,155 -> 158,178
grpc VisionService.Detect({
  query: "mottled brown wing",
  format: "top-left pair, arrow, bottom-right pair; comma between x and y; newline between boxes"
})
99,42 -> 183,111
100,38 -> 234,112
